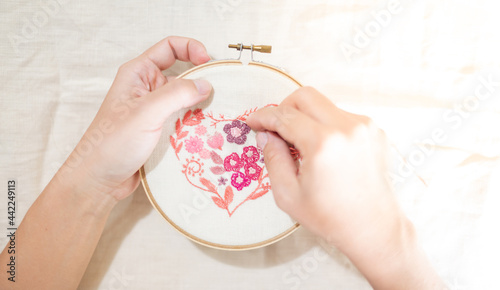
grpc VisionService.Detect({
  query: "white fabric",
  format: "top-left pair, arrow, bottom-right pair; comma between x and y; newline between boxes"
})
1,0 -> 500,289
144,62 -> 298,248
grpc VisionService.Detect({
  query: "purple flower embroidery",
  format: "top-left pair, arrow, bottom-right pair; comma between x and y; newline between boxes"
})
231,172 -> 251,191
218,177 -> 228,186
223,120 -> 251,145
241,146 -> 260,164
224,153 -> 244,172
244,162 -> 262,181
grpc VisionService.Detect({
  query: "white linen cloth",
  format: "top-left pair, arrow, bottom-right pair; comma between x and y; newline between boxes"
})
1,0 -> 500,289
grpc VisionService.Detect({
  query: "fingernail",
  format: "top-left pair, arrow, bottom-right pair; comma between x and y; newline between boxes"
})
194,79 -> 212,95
256,132 -> 268,150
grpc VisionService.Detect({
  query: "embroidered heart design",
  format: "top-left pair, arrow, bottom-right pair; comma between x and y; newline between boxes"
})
170,107 -> 277,217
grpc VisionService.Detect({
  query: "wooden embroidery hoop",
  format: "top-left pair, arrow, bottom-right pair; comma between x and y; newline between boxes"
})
140,44 -> 301,250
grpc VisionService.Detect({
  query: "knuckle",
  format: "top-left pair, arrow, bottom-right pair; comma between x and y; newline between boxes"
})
117,60 -> 140,76
300,86 -> 318,96
117,62 -> 131,74
118,56 -> 154,77
290,86 -> 316,103
270,109 -> 285,130
169,79 -> 195,94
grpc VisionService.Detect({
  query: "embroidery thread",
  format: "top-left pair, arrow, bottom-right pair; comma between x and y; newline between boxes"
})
172,106 -> 297,217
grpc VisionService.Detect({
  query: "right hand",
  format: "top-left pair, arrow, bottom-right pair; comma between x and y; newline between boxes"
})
246,87 -> 407,253
247,87 -> 444,289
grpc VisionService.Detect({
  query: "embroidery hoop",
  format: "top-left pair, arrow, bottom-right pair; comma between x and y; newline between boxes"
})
140,44 -> 301,250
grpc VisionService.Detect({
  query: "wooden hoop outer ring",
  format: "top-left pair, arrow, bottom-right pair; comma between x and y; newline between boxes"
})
140,60 -> 301,251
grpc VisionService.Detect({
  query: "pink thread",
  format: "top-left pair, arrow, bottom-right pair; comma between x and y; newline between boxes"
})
224,153 -> 244,172
241,146 -> 260,164
195,125 -> 207,136
231,172 -> 251,191
185,136 -> 204,154
244,162 -> 262,181
199,148 -> 211,159
207,132 -> 224,150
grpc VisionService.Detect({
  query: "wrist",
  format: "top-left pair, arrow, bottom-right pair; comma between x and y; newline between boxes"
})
336,216 -> 443,289
53,162 -> 119,217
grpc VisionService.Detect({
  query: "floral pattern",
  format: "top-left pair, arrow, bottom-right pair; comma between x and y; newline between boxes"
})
224,146 -> 261,190
195,125 -> 207,136
223,120 -> 250,145
199,149 -> 211,159
170,107 -> 294,217
231,172 -> 251,191
241,146 -> 260,163
207,132 -> 224,150
185,136 -> 203,154
218,177 -> 227,186
244,162 -> 262,181
224,153 -> 244,172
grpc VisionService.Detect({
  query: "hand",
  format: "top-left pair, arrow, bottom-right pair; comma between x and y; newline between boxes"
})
246,87 -> 443,289
0,37 -> 213,290
59,36 -> 212,201
247,86 -> 401,247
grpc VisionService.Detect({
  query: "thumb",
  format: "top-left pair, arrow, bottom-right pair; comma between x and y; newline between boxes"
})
258,131 -> 300,212
141,78 -> 212,123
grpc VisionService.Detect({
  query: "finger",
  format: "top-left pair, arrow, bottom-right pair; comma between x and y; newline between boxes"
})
257,132 -> 301,213
247,106 -> 322,156
141,36 -> 211,70
281,86 -> 340,124
138,78 -> 212,128
166,76 -> 177,83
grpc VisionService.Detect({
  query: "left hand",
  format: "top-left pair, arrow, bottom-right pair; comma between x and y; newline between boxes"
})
58,36 -> 212,201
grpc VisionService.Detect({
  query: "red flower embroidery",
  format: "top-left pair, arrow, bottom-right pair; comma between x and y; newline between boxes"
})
231,172 -> 251,191
241,146 -> 260,164
244,162 -> 262,181
224,153 -> 244,172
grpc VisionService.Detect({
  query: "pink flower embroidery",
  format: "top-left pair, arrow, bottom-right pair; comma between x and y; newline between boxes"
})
185,136 -> 203,154
207,132 -> 224,150
231,172 -> 251,191
224,153 -> 244,172
241,146 -> 260,164
199,148 -> 211,159
223,120 -> 251,145
244,162 -> 262,181
195,125 -> 207,136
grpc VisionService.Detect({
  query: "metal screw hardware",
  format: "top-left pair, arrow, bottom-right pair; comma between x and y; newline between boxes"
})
228,44 -> 272,53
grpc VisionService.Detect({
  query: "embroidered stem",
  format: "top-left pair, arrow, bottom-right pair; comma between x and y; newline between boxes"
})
206,107 -> 259,128
183,159 -> 231,216
228,170 -> 270,217
171,109 -> 205,160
